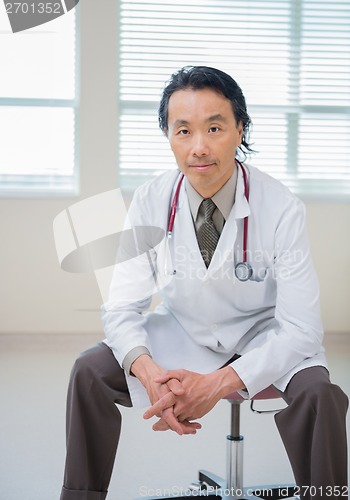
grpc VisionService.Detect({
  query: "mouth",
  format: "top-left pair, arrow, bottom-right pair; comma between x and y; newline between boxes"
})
189,162 -> 216,171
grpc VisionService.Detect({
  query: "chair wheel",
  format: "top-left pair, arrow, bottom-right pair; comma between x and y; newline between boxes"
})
187,480 -> 208,492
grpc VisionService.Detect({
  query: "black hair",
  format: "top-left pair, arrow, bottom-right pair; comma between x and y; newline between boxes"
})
158,65 -> 253,157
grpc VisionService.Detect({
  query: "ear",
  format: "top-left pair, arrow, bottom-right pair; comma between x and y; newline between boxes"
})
237,121 -> 243,141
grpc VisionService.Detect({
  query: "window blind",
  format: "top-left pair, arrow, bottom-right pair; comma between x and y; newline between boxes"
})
0,9 -> 79,196
118,0 -> 350,198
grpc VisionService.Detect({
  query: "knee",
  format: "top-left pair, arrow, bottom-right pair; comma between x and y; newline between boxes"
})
72,350 -> 89,374
69,346 -> 100,387
288,367 -> 348,413
303,378 -> 349,416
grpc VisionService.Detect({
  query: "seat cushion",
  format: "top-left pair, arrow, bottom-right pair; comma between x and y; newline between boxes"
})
224,385 -> 280,401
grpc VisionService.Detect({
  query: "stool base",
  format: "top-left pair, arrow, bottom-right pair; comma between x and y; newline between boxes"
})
137,469 -> 297,499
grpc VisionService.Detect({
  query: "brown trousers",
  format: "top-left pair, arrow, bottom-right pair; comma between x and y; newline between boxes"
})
60,342 -> 348,500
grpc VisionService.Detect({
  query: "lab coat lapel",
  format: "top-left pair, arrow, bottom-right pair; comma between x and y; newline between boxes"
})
207,165 -> 250,276
174,184 -> 206,276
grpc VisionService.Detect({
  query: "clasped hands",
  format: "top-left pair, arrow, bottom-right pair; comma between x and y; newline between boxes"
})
143,367 -> 235,436
131,354 -> 243,436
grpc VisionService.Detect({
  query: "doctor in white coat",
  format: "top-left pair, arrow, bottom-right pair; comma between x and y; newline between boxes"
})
60,66 -> 348,500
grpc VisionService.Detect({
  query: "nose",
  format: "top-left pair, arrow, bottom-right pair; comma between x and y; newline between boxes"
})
191,133 -> 210,157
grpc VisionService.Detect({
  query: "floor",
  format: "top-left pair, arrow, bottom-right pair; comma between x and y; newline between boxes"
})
0,332 -> 349,500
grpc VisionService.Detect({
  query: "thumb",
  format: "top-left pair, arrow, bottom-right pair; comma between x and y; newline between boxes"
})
154,369 -> 183,384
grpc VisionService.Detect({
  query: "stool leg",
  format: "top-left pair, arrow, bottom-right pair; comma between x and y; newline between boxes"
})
226,400 -> 244,497
227,435 -> 244,494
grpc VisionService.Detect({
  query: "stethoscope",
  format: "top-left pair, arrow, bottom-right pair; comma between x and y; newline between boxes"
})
166,159 -> 253,282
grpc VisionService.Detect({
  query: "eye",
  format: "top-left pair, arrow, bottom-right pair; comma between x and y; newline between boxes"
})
209,126 -> 220,133
178,129 -> 190,135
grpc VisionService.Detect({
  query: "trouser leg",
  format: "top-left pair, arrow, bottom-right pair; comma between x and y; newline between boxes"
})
274,366 -> 348,499
60,342 -> 132,500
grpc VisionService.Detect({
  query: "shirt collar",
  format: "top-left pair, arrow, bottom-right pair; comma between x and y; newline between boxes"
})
185,166 -> 238,222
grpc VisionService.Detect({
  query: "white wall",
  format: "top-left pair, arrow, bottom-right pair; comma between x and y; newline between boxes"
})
0,0 -> 119,336
1,0 -> 350,337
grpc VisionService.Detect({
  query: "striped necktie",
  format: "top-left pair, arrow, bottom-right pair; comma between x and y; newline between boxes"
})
197,198 -> 220,267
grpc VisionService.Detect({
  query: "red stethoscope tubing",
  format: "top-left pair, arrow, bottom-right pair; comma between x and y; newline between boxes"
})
167,160 -> 249,264
239,160 -> 249,263
167,172 -> 184,237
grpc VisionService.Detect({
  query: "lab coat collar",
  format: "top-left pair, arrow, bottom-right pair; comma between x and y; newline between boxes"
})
232,162 -> 250,220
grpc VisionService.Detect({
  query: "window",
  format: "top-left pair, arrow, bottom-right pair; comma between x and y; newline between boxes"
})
118,0 -> 350,199
0,7 -> 79,196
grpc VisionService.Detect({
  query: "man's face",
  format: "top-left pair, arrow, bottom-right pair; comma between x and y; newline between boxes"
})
166,87 -> 243,198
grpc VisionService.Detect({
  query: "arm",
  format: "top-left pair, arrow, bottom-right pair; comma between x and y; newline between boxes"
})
102,187 -> 167,370
103,255 -> 199,434
101,250 -> 156,368
231,197 -> 324,397
101,200 -> 194,433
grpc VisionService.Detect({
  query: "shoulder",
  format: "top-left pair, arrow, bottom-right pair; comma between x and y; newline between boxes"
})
133,169 -> 180,204
247,165 -> 306,236
128,170 -> 180,225
248,164 -> 304,211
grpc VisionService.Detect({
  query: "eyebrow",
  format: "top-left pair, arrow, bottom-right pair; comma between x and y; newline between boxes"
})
173,114 -> 228,128
173,119 -> 190,128
206,114 -> 228,123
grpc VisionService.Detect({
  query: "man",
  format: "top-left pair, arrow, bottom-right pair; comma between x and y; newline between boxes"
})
60,66 -> 348,500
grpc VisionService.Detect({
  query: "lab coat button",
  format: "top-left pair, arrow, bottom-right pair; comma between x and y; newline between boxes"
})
212,323 -> 218,331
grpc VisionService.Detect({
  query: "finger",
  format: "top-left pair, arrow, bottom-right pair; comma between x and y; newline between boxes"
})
161,408 -> 202,435
143,392 -> 176,420
161,408 -> 184,435
179,420 -> 202,433
170,419 -> 201,435
152,418 -> 171,432
153,370 -> 183,384
166,378 -> 185,396
152,415 -> 202,434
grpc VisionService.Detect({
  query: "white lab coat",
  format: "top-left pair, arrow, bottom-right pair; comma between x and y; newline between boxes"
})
102,165 -> 327,408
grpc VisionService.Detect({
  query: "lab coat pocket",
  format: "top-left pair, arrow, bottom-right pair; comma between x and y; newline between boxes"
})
233,268 -> 276,312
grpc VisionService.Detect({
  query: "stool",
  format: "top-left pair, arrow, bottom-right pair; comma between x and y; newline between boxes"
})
137,386 -> 297,499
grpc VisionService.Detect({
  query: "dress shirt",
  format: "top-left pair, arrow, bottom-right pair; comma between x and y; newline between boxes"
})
185,166 -> 238,234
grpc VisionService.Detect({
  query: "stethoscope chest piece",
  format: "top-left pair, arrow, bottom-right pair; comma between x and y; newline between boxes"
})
235,261 -> 253,282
